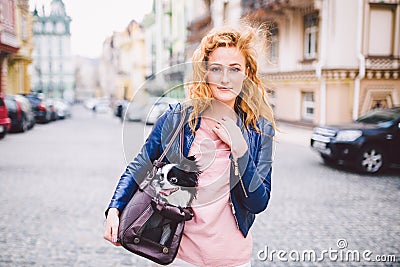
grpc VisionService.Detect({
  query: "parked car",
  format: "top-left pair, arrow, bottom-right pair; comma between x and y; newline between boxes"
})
54,98 -> 72,119
5,95 -> 35,132
23,93 -> 52,123
310,107 -> 400,173
93,98 -> 111,113
84,98 -> 98,110
46,98 -> 71,119
0,94 -> 11,139
141,97 -> 179,125
124,101 -> 145,122
44,99 -> 58,121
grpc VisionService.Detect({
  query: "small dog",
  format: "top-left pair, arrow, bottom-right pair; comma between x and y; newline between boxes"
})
153,155 -> 200,208
141,156 -> 200,246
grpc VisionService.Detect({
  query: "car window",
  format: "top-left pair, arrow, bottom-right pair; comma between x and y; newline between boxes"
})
356,109 -> 400,124
5,99 -> 17,111
25,96 -> 41,107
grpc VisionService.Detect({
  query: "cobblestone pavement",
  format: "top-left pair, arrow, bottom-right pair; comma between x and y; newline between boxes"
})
0,105 -> 399,267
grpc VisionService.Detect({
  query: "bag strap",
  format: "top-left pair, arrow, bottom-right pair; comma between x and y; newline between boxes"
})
139,106 -> 187,190
155,106 -> 187,165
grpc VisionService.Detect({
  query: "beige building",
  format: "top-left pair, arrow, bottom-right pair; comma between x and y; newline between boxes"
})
240,0 -> 400,126
74,56 -> 100,101
99,20 -> 147,102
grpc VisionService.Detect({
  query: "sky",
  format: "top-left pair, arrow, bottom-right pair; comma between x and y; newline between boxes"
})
29,0 -> 153,58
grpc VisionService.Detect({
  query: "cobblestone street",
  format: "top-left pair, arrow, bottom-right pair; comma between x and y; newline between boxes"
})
0,105 -> 399,267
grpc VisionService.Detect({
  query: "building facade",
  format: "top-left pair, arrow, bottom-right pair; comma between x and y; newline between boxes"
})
241,0 -> 400,125
0,0 -> 19,94
99,20 -> 147,103
7,0 -> 33,95
185,0 -> 212,62
143,0 -> 194,98
74,55 -> 100,102
31,0 -> 74,101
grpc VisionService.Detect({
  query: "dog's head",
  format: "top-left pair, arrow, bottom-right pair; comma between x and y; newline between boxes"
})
152,156 -> 200,208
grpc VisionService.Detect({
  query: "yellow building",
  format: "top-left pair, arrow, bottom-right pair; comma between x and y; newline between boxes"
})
7,0 -> 33,95
99,20 -> 147,103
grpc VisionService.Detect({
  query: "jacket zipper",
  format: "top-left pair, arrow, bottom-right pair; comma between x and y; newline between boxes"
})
232,159 -> 248,198
229,200 -> 240,230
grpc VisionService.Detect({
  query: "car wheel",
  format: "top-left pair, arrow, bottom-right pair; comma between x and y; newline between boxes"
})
358,145 -> 384,173
321,154 -> 335,165
45,111 -> 51,123
0,131 -> 6,140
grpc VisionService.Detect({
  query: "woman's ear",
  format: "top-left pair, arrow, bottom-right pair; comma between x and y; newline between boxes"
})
245,66 -> 250,78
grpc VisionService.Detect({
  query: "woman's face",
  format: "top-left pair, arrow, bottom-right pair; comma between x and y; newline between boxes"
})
206,46 -> 246,109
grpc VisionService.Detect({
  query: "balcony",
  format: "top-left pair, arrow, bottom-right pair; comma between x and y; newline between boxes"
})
242,0 -> 316,15
365,56 -> 399,70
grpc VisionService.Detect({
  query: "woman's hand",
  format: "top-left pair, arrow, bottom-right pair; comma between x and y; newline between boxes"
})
212,116 -> 248,159
104,208 -> 121,246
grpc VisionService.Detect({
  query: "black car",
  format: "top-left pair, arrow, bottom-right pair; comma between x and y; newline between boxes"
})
5,95 -> 35,132
22,93 -> 52,123
310,107 -> 400,173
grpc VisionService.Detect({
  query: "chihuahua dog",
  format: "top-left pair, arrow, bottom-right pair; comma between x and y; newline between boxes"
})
141,156 -> 200,246
153,155 -> 200,208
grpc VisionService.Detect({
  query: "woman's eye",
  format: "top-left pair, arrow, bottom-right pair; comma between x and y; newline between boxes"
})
230,67 -> 240,72
170,177 -> 178,184
210,67 -> 221,72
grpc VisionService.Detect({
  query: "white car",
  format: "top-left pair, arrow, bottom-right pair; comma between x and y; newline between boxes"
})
141,97 -> 179,125
125,101 -> 145,121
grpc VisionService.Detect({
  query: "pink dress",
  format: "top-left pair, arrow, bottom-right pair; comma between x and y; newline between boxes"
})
176,120 -> 252,267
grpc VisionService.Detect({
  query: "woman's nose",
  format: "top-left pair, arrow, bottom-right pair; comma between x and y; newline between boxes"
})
221,69 -> 229,83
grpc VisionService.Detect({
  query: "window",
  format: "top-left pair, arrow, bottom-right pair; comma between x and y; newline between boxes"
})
22,17 -> 27,41
268,23 -> 279,63
59,39 -> 63,56
56,22 -> 65,34
34,22 -> 42,33
368,5 -> 395,56
304,13 -> 319,60
302,92 -> 315,121
45,21 -> 53,33
223,1 -> 229,22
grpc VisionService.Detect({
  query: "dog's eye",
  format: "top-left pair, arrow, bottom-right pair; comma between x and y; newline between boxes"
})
170,177 -> 178,184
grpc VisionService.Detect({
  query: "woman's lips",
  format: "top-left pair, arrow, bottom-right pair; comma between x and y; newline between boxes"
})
217,86 -> 232,91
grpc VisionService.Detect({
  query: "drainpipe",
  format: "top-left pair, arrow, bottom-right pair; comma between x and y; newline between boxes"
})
316,0 -> 328,126
353,0 -> 365,120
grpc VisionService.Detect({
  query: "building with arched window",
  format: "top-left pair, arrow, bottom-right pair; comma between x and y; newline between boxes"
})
241,0 -> 400,126
201,0 -> 400,126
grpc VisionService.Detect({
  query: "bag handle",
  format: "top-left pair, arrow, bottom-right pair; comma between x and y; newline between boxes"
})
139,106 -> 187,190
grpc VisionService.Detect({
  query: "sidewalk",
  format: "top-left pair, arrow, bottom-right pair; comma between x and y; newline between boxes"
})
274,121 -> 314,147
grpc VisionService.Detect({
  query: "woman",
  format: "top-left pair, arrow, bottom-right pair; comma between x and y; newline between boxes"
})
104,24 -> 276,267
